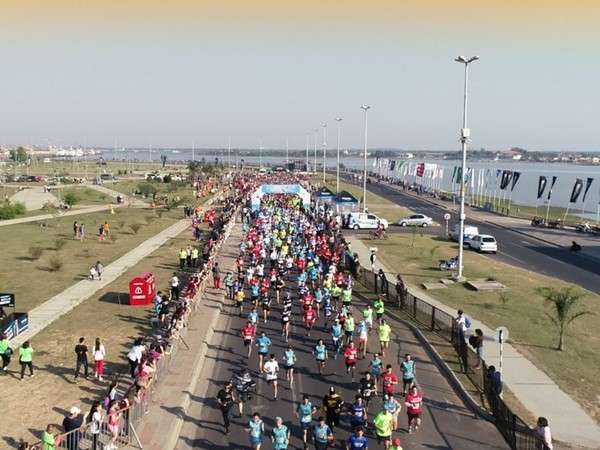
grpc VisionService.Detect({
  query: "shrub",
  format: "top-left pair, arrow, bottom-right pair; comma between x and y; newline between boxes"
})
137,182 -> 159,198
48,255 -> 63,272
54,238 -> 67,251
0,201 -> 27,220
29,246 -> 44,261
130,223 -> 142,234
63,192 -> 80,207
156,210 -> 163,219
163,174 -> 172,183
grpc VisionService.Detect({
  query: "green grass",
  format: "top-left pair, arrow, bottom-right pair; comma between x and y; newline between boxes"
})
370,233 -> 600,425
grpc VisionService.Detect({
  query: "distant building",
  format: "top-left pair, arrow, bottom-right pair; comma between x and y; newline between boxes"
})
397,153 -> 414,159
494,150 -> 523,160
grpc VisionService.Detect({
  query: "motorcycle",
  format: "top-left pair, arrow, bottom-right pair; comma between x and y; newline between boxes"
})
531,217 -> 546,227
547,219 -> 564,229
369,229 -> 388,240
576,223 -> 591,233
439,257 -> 458,271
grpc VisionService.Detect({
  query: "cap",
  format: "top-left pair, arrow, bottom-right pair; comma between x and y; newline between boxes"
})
70,406 -> 81,415
329,386 -> 336,393
392,438 -> 401,445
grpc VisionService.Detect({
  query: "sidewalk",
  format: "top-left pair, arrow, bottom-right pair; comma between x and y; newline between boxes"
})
9,185 -> 57,210
347,236 -> 600,449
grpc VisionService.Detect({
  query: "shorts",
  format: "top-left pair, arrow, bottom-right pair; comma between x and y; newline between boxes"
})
284,364 -> 294,371
407,411 -> 421,421
403,377 -> 414,385
258,351 -> 268,357
345,331 -> 354,338
376,434 -> 391,444
281,318 -> 290,325
249,436 -> 263,447
262,305 -> 270,311
359,338 -> 367,345
252,295 -> 259,302
108,424 -> 119,434
244,339 -> 252,347
267,378 -> 277,385
345,361 -> 356,367
300,421 -> 311,431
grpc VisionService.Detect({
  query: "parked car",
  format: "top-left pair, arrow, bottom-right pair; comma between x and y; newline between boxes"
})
469,234 -> 498,253
449,224 -> 480,245
345,212 -> 389,230
396,214 -> 433,227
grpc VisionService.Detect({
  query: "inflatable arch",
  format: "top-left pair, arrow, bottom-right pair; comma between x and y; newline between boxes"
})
250,184 -> 311,210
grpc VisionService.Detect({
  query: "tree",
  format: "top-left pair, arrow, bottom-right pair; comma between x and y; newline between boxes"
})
63,192 -> 80,207
536,286 -> 592,351
9,147 -> 28,163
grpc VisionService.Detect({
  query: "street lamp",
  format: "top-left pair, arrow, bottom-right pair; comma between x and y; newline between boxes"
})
313,128 -> 318,174
305,131 -> 310,172
455,55 -> 479,280
361,105 -> 371,212
322,124 -> 327,183
335,118 -> 343,192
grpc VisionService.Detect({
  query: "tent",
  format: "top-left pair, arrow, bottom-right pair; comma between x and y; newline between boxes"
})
313,187 -> 336,205
332,190 -> 359,214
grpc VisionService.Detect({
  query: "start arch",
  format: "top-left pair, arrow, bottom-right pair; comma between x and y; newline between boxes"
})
250,184 -> 310,210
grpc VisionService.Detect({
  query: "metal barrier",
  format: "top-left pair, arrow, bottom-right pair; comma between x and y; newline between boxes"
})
355,263 -> 541,450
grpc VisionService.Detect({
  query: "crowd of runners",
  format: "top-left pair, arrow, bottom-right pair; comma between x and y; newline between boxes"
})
216,175 -> 423,450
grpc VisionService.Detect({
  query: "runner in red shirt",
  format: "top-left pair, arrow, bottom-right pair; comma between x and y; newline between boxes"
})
405,385 -> 423,434
236,255 -> 244,275
344,341 -> 359,383
304,305 -> 317,337
302,293 -> 314,311
241,321 -> 256,358
381,364 -> 398,396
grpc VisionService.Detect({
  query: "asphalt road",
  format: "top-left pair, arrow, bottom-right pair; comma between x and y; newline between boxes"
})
348,177 -> 600,296
178,293 -> 510,450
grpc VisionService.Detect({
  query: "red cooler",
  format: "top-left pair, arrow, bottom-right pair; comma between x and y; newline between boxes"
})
129,273 -> 156,306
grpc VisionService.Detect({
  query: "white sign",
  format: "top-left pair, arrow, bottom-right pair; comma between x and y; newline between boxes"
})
134,286 -> 143,295
444,213 -> 451,221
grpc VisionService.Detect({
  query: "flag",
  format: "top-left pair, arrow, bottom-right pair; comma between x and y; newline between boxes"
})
547,176 -> 557,200
390,160 -> 396,171
373,157 -> 378,168
452,166 -> 458,183
537,176 -> 548,199
438,167 -> 444,180
582,177 -> 594,202
500,170 -> 513,190
416,163 -> 425,177
569,178 -> 584,203
510,172 -> 522,192
396,161 -> 404,172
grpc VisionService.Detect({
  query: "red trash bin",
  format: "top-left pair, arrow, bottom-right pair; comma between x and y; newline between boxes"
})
129,273 -> 156,306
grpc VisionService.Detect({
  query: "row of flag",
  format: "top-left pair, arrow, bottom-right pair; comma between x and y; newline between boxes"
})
538,176 -> 595,204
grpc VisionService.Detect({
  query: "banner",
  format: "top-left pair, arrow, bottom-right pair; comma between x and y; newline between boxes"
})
582,177 -> 594,202
452,166 -> 458,183
510,172 -> 522,192
396,161 -> 404,172
569,178 -> 584,203
389,160 -> 396,171
373,157 -> 378,168
537,176 -> 548,199
547,176 -> 557,200
500,170 -> 513,190
416,163 -> 425,177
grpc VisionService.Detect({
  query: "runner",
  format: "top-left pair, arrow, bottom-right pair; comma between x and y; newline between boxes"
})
235,288 -> 246,315
349,395 -> 367,432
296,395 -> 317,450
261,292 -> 272,323
256,331 -> 271,372
381,364 -> 399,397
373,406 -> 394,450
357,320 -> 369,359
312,416 -> 334,450
341,285 -> 353,309
378,319 -> 392,358
358,371 -> 378,414
304,304 -> 317,337
241,320 -> 256,358
246,412 -> 265,449
383,393 -> 402,432
263,353 -> 279,400
323,386 -> 344,432
271,416 -> 290,450
344,312 -> 356,346
231,368 -> 254,417
368,353 -> 384,385
362,304 -> 374,335
313,339 -> 328,376
400,354 -> 416,396
346,427 -> 369,450
282,345 -> 296,388
280,303 -> 292,342
331,318 -> 343,359
405,385 -> 423,434
216,381 -> 235,435
373,296 -> 385,324
248,307 -> 259,327
344,341 -> 359,384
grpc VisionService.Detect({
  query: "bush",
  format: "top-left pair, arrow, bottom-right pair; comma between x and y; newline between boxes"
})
63,192 -> 80,207
48,255 -> 63,272
54,238 -> 67,251
29,246 -> 44,261
163,174 -> 172,183
137,182 -> 159,198
130,223 -> 142,234
0,201 -> 27,220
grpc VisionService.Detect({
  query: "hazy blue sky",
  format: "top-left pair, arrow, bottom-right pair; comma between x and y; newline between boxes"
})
1,1 -> 599,151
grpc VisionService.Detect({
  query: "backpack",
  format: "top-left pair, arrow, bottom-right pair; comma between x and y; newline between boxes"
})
464,317 -> 472,329
468,334 -> 478,349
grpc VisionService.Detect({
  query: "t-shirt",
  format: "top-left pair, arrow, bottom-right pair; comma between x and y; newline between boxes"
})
313,423 -> 332,443
381,371 -> 398,392
272,425 -> 289,449
370,358 -> 383,375
324,394 -> 343,413
283,350 -> 295,367
401,360 -> 415,380
359,378 -> 376,398
257,336 -> 271,354
217,388 -> 233,410
314,344 -> 327,361
304,309 -> 316,323
378,324 -> 391,342
344,317 -> 355,332
331,324 -> 342,339
350,402 -> 366,423
19,346 -> 33,362
344,346 -> 358,363
297,402 -> 314,423
347,434 -> 369,450
62,415 -> 83,433
248,419 -> 263,439
242,325 -> 256,340
263,360 -> 279,380
75,344 -> 88,362
373,411 -> 393,437
42,430 -> 56,450
406,392 -> 423,414
363,309 -> 373,321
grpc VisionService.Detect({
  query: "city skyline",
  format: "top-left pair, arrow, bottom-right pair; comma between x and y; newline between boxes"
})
1,1 -> 600,151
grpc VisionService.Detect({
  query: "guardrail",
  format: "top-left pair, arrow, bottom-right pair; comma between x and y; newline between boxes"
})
354,262 -> 540,450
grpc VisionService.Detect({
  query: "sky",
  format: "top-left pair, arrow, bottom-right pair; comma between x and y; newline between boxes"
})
1,0 -> 600,152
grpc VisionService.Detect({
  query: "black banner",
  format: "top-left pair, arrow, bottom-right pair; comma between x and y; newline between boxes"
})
570,179 -> 584,203
510,172 -> 522,192
582,177 -> 594,203
500,170 -> 513,190
547,176 -> 557,200
389,160 -> 396,171
537,176 -> 548,199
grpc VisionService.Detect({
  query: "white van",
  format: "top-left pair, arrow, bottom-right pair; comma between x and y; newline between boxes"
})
449,224 -> 480,244
345,212 -> 389,230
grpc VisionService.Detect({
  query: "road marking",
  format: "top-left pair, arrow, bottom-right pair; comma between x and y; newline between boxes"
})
501,253 -> 527,265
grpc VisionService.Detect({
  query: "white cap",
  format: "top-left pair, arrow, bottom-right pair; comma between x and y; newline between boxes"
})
70,406 -> 81,415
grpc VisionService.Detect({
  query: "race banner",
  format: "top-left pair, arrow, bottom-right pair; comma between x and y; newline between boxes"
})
537,176 -> 548,199
500,170 -> 513,190
582,177 -> 594,202
510,172 -> 522,192
569,178 -> 584,203
547,176 -> 557,200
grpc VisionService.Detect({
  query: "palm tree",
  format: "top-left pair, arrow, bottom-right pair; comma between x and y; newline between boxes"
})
536,286 -> 591,351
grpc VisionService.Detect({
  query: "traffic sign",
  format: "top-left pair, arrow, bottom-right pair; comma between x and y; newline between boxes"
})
444,213 -> 451,221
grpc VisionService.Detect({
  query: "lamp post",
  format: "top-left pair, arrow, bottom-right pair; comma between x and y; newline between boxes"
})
361,105 -> 371,212
455,55 -> 479,280
322,124 -> 327,183
335,118 -> 342,192
305,131 -> 309,172
313,128 -> 318,174
285,136 -> 289,167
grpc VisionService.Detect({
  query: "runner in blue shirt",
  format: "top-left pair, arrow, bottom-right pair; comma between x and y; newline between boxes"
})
296,395 -> 316,450
312,416 -> 333,450
331,319 -> 343,359
271,417 -> 290,450
245,412 -> 264,449
313,339 -> 328,376
256,331 -> 271,373
347,427 -> 369,450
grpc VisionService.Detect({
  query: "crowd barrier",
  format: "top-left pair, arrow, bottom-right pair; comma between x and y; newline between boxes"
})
354,263 -> 540,450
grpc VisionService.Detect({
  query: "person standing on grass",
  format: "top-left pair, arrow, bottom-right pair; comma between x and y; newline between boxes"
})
178,248 -> 186,270
73,221 -> 79,238
103,221 -> 109,237
92,338 -> 106,381
79,223 -> 85,242
170,272 -> 180,301
19,341 -> 34,380
74,337 -> 89,383
0,332 -> 12,373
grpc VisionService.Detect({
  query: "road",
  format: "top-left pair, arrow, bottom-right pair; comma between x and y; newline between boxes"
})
177,294 -> 510,449
348,177 -> 600,296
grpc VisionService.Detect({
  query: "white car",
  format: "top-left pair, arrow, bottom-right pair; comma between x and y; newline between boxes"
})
469,234 -> 498,253
346,212 -> 389,230
397,214 -> 433,227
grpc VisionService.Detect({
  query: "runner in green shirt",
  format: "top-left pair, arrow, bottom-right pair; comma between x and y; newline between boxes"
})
362,305 -> 374,335
378,319 -> 392,358
373,408 -> 394,449
341,287 -> 352,307
373,297 -> 385,324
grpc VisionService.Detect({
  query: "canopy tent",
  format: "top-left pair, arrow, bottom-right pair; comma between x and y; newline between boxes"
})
251,184 -> 311,210
313,186 -> 336,205
332,190 -> 359,213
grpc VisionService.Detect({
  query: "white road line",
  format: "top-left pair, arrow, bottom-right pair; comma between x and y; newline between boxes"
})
501,253 -> 527,265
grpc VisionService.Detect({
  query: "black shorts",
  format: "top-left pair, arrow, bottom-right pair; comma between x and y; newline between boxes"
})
244,339 -> 252,346
345,361 -> 356,367
376,434 -> 391,444
262,305 -> 270,311
407,411 -> 421,421
258,351 -> 268,357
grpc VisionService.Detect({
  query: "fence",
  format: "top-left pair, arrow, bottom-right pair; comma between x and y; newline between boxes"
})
354,262 -> 540,450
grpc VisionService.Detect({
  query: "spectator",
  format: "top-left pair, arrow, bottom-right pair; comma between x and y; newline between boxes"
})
41,424 -> 61,450
533,417 -> 553,450
62,406 -> 83,450
92,337 -> 106,381
74,337 -> 89,383
19,341 -> 34,380
87,401 -> 103,450
0,332 -> 12,373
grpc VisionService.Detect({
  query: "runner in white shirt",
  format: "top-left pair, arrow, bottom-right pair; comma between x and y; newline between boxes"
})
263,353 -> 280,400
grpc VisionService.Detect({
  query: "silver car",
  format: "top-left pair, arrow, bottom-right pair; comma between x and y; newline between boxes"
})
396,214 -> 433,227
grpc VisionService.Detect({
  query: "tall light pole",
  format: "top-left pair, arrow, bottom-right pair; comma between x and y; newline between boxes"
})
322,124 -> 327,183
305,131 -> 310,172
335,118 -> 342,192
313,128 -> 318,174
361,106 -> 371,212
455,55 -> 479,280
